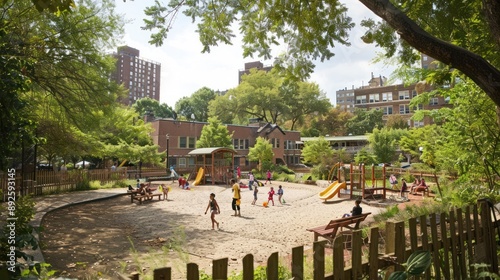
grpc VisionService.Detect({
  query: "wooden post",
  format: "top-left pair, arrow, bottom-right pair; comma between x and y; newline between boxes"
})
153,267 -> 171,280
291,246 -> 304,280
242,254 -> 254,280
368,227 -> 379,280
267,252 -> 279,280
186,263 -> 199,280
212,258 -> 228,280
313,240 -> 326,280
332,235 -> 345,280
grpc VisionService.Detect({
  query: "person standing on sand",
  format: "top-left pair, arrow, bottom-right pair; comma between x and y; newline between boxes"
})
265,170 -> 272,184
231,179 -> 241,216
277,185 -> 284,205
267,186 -> 275,206
252,184 -> 258,205
248,171 -> 254,191
205,193 -> 220,230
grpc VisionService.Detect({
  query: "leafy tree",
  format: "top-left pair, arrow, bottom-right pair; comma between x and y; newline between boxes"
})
2,0 -> 124,167
399,125 -> 442,166
310,107 -> 353,136
133,97 -> 174,119
209,69 -> 330,129
385,115 -> 410,130
175,87 -> 217,122
346,108 -> 384,135
281,82 -> 331,130
368,128 -> 408,164
139,0 -> 500,107
301,137 -> 334,166
247,137 -> 273,172
196,117 -> 233,148
354,147 -> 377,165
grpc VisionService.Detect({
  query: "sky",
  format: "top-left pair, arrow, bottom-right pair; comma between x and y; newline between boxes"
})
113,0 -> 396,108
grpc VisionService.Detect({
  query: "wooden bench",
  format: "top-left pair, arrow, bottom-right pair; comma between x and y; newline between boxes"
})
130,193 -> 163,204
306,212 -> 371,242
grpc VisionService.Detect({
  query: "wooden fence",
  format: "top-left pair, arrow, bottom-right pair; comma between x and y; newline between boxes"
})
0,168 -> 172,201
119,201 -> 499,280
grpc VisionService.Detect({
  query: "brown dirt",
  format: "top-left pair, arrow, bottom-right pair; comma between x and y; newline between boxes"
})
40,195 -> 153,279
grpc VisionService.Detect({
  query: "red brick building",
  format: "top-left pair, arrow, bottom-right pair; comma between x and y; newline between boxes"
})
150,119 -> 302,172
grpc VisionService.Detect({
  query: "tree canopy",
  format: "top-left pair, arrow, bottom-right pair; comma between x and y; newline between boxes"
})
175,87 -> 217,122
196,117 -> 233,148
209,69 -> 331,129
134,0 -> 500,108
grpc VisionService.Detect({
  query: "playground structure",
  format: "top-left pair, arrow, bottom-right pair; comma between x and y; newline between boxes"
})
187,147 -> 236,185
321,162 -> 414,201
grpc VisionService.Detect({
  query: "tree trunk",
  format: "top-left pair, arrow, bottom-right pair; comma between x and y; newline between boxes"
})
358,0 -> 500,107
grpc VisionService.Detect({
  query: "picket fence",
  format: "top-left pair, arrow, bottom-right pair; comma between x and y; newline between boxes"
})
119,201 -> 498,280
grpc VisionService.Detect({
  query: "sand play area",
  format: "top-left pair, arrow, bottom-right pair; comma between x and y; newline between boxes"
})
41,180 -> 385,279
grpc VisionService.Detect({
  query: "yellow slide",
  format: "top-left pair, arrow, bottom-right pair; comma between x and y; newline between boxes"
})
319,181 -> 346,201
193,167 -> 204,186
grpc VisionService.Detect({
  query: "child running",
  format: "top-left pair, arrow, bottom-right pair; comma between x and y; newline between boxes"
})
277,185 -> 284,205
205,193 -> 220,230
252,184 -> 259,205
267,186 -> 275,206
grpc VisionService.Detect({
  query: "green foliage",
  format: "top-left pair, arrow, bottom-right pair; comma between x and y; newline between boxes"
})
369,128 -> 408,164
208,69 -> 331,129
354,147 -> 377,165
387,251 -> 432,280
248,137 -> 274,172
133,97 -> 175,119
196,117 -> 233,148
20,262 -> 57,279
346,108 -> 384,135
302,137 -> 334,166
0,195 -> 39,276
175,87 -> 216,122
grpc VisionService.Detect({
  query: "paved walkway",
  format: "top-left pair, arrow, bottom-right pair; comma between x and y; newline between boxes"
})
27,188 -> 128,263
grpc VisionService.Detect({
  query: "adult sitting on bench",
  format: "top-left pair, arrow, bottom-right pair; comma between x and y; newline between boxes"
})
342,198 -> 362,218
410,177 -> 428,195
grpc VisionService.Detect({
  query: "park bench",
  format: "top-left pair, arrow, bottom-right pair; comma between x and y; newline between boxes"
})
130,193 -> 163,204
306,212 -> 371,243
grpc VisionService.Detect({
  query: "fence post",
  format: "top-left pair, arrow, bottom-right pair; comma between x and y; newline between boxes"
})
267,252 -> 279,280
212,258 -> 228,280
368,227 -> 379,280
242,254 -> 254,280
186,263 -> 199,280
480,201 -> 499,274
153,267 -> 171,280
313,240 -> 326,280
291,246 -> 304,280
332,235 -> 345,280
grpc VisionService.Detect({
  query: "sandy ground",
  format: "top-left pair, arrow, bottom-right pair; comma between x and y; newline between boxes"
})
41,180 -> 386,279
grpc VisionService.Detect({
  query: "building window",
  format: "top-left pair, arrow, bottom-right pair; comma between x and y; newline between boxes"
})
382,106 -> 393,115
414,121 -> 424,128
179,137 -> 187,148
430,98 -> 439,105
399,105 -> 410,114
188,157 -> 195,167
382,92 -> 393,101
178,158 -> 186,168
369,93 -> 380,103
188,137 -> 196,148
399,90 -> 410,100
356,96 -> 367,104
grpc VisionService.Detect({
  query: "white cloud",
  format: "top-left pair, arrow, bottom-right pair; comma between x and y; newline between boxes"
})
114,0 -> 395,108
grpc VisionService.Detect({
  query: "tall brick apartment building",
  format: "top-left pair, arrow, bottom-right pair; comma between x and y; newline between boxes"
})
111,46 -> 161,106
150,119 -> 302,172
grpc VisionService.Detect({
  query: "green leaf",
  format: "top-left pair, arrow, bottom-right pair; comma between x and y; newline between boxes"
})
406,251 -> 432,275
388,271 -> 407,280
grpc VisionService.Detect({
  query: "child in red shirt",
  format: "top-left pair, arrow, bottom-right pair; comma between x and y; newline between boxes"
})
267,186 -> 275,206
